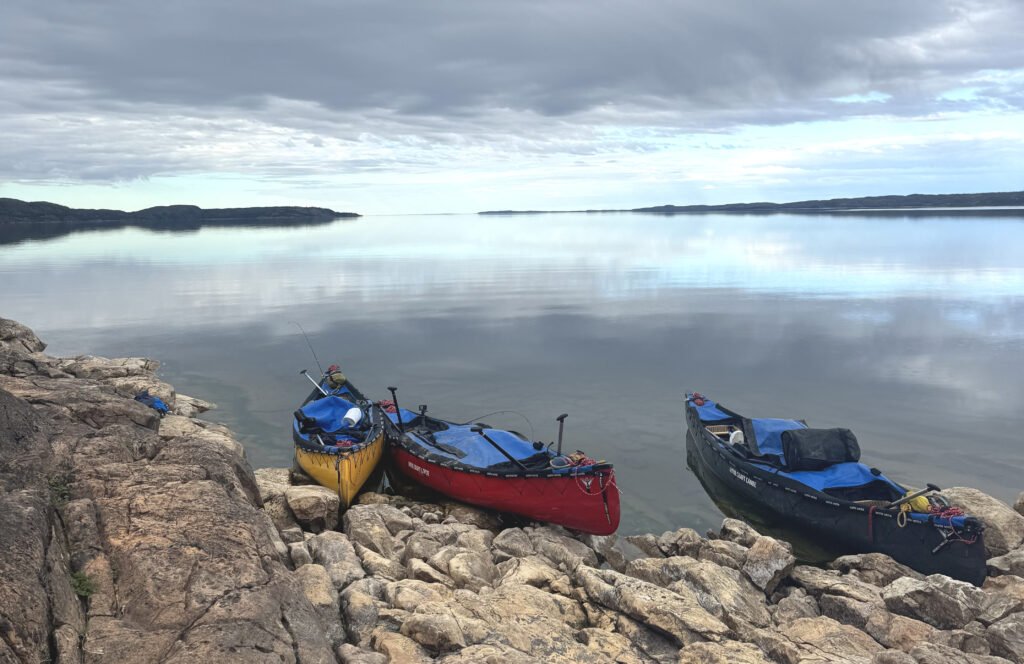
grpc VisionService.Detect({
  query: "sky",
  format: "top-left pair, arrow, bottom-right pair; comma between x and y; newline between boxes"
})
1,0 -> 1023,215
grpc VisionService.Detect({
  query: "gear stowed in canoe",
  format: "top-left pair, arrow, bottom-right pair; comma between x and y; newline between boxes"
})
292,366 -> 385,508
381,387 -> 621,535
684,392 -> 987,585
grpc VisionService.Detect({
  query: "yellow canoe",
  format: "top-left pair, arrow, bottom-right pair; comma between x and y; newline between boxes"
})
292,371 -> 386,508
294,428 -> 385,508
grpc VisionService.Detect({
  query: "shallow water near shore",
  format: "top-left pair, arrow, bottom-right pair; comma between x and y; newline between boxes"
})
2,210 -> 1023,537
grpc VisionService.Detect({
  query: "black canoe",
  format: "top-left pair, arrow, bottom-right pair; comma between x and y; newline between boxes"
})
684,393 -> 987,585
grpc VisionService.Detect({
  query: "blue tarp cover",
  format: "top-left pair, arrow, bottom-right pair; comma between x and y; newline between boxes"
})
411,424 -> 540,468
691,398 -> 732,421
300,396 -> 358,433
751,418 -> 806,459
385,409 -> 423,426
752,460 -> 904,493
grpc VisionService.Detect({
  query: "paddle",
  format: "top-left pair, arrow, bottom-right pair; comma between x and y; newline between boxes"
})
387,386 -> 405,433
300,369 -> 329,396
884,483 -> 941,510
471,425 -> 529,472
555,413 -> 568,456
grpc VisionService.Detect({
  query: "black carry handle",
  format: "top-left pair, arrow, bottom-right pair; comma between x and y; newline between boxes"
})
387,386 -> 404,433
471,425 -> 529,472
555,413 -> 568,456
885,483 -> 942,510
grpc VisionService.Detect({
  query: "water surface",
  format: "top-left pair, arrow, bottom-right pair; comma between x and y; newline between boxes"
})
2,211 -> 1022,536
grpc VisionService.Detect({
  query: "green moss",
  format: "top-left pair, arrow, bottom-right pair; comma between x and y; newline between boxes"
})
70,572 -> 97,597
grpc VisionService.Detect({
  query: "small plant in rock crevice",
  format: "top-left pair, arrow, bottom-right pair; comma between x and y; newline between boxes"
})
70,571 -> 97,597
48,473 -> 73,509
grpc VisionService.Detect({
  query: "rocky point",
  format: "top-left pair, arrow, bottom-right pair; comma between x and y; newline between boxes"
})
2,316 -> 1024,664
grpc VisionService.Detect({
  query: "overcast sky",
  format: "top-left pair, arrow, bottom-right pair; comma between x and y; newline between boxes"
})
2,0 -> 1023,214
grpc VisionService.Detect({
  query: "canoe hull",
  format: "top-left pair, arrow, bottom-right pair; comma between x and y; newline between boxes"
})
390,446 -> 621,535
685,403 -> 987,585
294,429 -> 385,508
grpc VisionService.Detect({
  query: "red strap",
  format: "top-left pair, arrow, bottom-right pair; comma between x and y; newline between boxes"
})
867,505 -> 876,541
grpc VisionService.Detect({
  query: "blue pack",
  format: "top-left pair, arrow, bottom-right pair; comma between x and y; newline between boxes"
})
134,389 -> 169,416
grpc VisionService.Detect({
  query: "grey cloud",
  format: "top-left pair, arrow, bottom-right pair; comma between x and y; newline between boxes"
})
3,0 -> 1023,121
2,0 -> 1023,194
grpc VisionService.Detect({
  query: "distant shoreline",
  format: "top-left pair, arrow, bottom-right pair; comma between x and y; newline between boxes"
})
480,190 -> 1024,215
0,197 -> 360,244
0,197 -> 358,226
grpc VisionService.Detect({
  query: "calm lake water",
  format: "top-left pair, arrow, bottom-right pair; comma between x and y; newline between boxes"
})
2,211 -> 1023,537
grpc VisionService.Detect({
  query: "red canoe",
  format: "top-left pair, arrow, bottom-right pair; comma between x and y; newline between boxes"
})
383,405 -> 620,535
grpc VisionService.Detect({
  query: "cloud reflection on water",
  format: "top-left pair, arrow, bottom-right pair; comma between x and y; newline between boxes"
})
1,211 -> 1022,535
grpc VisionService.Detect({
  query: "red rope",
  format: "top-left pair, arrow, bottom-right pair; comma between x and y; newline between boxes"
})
928,505 -> 965,518
927,505 -> 977,545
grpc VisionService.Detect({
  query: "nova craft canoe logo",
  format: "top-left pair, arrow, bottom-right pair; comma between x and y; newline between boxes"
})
408,461 -> 430,477
729,466 -> 756,488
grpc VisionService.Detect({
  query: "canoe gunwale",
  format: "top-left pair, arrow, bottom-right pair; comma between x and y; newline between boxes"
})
384,418 -> 614,480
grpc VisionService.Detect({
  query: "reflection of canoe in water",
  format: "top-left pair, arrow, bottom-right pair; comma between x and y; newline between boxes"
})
382,401 -> 620,535
292,368 -> 385,508
684,393 -> 987,585
686,431 -> 845,565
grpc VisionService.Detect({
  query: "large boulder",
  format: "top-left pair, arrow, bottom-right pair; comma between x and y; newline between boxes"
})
307,530 -> 366,590
294,563 -> 345,647
830,553 -> 924,587
625,556 -> 771,630
818,594 -> 884,630
988,550 -> 1024,579
980,576 -> 1024,625
742,535 -> 795,595
942,486 -> 1024,557
0,317 -> 46,353
719,518 -> 762,547
677,640 -> 775,663
789,565 -> 883,604
343,503 -> 415,560
253,467 -> 300,533
491,527 -> 536,562
778,615 -> 884,663
285,484 -> 341,532
1015,492 -> 1024,518
578,533 -> 641,573
986,613 -> 1024,663
573,564 -> 731,646
408,583 -> 616,663
864,611 -> 936,652
527,526 -> 600,572
772,591 -> 821,625
882,574 -> 988,630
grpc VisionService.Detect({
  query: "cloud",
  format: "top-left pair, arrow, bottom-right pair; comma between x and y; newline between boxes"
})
1,0 -> 1023,209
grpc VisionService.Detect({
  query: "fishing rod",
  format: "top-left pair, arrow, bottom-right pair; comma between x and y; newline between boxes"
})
291,321 -> 323,376
456,409 -> 536,441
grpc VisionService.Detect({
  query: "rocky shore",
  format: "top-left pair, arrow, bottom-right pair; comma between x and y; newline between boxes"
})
2,316 -> 1024,663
